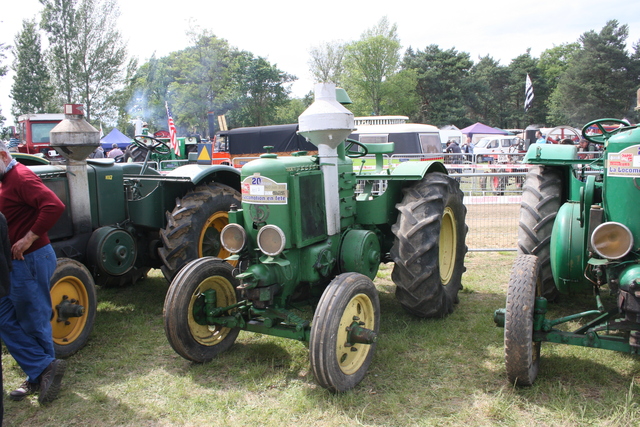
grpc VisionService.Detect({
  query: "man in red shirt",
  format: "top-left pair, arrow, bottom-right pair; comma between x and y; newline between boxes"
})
0,141 -> 67,404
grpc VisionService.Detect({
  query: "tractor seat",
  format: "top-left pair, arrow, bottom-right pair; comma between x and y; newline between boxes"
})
364,142 -> 395,155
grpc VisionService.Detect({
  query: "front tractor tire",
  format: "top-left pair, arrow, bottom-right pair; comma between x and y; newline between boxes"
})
518,166 -> 562,300
310,273 -> 380,392
159,182 -> 241,281
391,172 -> 468,318
50,258 -> 97,358
163,257 -> 240,363
504,254 -> 541,386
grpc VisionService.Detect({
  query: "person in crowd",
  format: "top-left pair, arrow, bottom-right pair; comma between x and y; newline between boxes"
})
535,131 -> 547,144
107,143 -> 123,159
0,141 -> 67,404
89,145 -> 105,159
446,139 -> 462,157
461,136 -> 474,161
578,138 -> 597,159
1,212 -> 10,424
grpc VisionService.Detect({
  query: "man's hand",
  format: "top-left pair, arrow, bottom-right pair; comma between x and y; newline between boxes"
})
12,230 -> 39,260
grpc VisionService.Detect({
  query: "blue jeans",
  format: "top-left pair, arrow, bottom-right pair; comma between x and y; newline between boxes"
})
0,244 -> 56,382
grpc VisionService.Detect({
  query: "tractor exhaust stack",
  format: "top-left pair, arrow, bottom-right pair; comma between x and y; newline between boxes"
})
50,104 -> 100,235
298,83 -> 354,236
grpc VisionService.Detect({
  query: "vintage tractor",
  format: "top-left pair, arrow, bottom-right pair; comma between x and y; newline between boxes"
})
494,105 -> 640,385
32,105 -> 241,358
163,84 -> 468,392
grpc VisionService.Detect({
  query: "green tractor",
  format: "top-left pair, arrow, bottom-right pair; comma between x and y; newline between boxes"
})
162,84 -> 468,392
494,110 -> 640,386
31,106 -> 241,358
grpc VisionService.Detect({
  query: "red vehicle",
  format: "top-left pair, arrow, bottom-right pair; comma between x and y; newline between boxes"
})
17,113 -> 65,157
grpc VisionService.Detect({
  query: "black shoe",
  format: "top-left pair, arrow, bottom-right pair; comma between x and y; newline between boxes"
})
38,359 -> 66,404
9,380 -> 39,401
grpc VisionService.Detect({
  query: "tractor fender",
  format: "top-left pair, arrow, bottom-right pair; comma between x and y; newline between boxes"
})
550,202 -> 590,294
389,159 -> 447,179
524,143 -> 577,163
165,164 -> 241,191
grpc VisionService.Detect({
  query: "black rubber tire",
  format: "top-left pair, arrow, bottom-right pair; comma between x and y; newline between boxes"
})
158,182 -> 241,281
390,172 -> 468,318
505,254 -> 541,386
50,258 -> 97,358
309,273 -> 380,392
517,165 -> 562,300
163,257 -> 240,362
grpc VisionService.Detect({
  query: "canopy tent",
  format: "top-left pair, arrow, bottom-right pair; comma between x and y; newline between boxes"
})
100,128 -> 132,151
460,122 -> 508,144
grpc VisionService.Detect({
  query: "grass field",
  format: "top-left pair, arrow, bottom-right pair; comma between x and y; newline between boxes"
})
3,252 -> 640,426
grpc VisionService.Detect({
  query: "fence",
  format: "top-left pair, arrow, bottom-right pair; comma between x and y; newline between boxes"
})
385,153 -> 528,251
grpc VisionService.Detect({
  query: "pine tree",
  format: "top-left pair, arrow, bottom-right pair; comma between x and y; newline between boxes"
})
10,19 -> 56,118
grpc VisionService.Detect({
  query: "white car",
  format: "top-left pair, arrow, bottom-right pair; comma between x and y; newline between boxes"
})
473,136 -> 524,162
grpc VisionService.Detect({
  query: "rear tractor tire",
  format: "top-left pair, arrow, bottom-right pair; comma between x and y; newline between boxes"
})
517,165 -> 562,300
50,258 -> 97,358
391,172 -> 468,318
163,257 -> 240,363
159,182 -> 241,281
504,254 -> 541,386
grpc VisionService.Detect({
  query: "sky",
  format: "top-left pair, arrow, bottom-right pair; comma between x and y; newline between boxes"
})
1,0 -> 640,125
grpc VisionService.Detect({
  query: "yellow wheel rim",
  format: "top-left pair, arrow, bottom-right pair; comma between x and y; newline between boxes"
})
199,211 -> 238,267
50,275 -> 90,346
198,211 -> 230,258
188,276 -> 237,346
336,293 -> 375,375
439,206 -> 457,284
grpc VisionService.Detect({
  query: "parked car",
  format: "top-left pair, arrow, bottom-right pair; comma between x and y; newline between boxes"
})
473,136 -> 524,162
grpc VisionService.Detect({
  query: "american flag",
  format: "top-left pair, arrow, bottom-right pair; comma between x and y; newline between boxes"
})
524,74 -> 534,112
165,102 -> 179,156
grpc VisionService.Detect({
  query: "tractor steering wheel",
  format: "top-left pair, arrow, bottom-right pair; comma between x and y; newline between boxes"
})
344,139 -> 369,158
132,135 -> 171,155
582,118 -> 630,144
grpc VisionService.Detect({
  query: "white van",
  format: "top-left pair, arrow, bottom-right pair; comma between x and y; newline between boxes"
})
473,135 -> 525,161
350,122 -> 442,155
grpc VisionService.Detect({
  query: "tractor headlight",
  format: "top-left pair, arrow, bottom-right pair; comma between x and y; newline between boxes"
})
591,222 -> 634,260
257,225 -> 286,256
220,224 -> 246,254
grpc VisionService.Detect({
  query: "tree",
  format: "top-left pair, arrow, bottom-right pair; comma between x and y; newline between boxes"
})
70,0 -> 127,122
0,43 -> 9,130
308,41 -> 346,85
343,16 -> 401,115
403,45 -> 472,126
227,52 -> 295,127
40,0 -> 78,104
10,19 -> 57,118
168,30 -> 238,136
549,20 -> 637,126
40,0 -> 127,123
537,43 -> 580,94
467,56 -> 510,126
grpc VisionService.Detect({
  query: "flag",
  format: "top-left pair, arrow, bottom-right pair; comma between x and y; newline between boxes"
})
165,102 -> 179,156
99,123 -> 104,139
524,74 -> 534,112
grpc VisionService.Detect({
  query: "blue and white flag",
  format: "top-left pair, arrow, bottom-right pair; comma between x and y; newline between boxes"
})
524,74 -> 534,112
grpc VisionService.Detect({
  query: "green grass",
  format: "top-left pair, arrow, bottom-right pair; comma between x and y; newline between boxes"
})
3,252 -> 640,426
